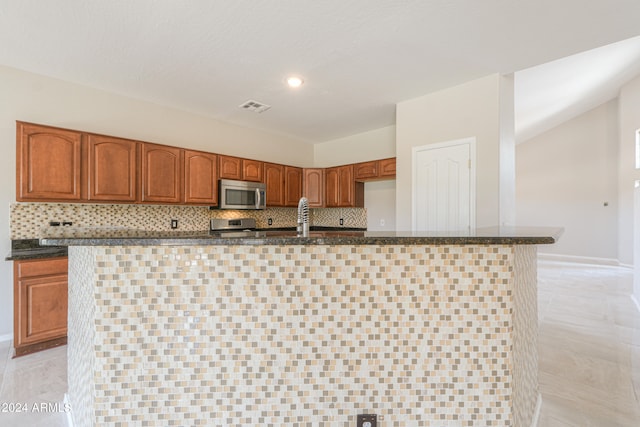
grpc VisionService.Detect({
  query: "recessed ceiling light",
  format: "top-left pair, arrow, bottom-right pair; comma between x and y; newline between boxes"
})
286,76 -> 304,88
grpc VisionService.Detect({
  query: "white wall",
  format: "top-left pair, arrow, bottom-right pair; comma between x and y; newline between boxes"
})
635,182 -> 640,308
395,74 -> 514,230
618,75 -> 640,266
364,180 -> 396,231
0,65 -> 312,339
313,125 -> 396,167
499,74 -> 516,226
516,101 -> 619,260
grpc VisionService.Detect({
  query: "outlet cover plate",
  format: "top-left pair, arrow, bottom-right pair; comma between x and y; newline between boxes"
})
357,414 -> 377,427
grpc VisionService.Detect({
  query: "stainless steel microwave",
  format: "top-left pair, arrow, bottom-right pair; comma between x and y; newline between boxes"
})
218,179 -> 266,210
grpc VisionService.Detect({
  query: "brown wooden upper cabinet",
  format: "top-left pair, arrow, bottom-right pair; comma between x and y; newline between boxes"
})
284,166 -> 303,207
87,135 -> 138,202
379,157 -> 396,177
141,143 -> 183,203
353,160 -> 378,180
325,165 -> 364,208
219,155 -> 263,182
17,122 -> 84,201
184,150 -> 218,205
16,121 -> 393,208
354,157 -> 396,181
243,159 -> 263,182
264,163 -> 285,206
265,164 -> 303,207
303,168 -> 325,208
218,155 -> 242,180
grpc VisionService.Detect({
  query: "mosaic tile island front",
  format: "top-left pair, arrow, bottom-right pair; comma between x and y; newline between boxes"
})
48,228 -> 556,427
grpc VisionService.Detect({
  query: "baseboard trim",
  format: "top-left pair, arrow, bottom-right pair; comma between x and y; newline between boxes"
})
531,393 -> 543,427
538,252 -> 623,267
631,295 -> 640,315
64,393 -> 74,427
0,333 -> 12,343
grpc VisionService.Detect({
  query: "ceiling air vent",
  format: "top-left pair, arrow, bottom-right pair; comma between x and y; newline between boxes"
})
239,99 -> 271,113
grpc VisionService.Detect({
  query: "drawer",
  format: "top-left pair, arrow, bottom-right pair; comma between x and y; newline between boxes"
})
16,257 -> 68,278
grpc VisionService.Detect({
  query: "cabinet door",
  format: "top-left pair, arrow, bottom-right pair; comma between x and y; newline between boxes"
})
284,166 -> 303,207
184,150 -> 218,205
354,160 -> 378,181
326,165 -> 362,207
219,155 -> 242,180
88,135 -> 138,201
17,122 -> 84,201
14,258 -> 68,349
325,167 -> 340,207
242,159 -> 264,182
337,165 -> 355,207
379,157 -> 396,178
264,163 -> 284,207
303,168 -> 324,208
141,143 -> 183,203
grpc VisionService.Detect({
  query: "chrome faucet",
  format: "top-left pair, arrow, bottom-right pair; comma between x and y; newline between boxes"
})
297,197 -> 309,237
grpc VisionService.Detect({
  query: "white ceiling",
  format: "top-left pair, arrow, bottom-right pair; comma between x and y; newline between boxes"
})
516,35 -> 640,143
2,0 -> 640,144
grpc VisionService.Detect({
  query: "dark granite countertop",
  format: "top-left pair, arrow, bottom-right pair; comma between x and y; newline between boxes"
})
38,226 -> 562,247
6,239 -> 68,261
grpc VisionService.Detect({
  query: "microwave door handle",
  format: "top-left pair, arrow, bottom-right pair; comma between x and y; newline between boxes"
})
255,187 -> 261,209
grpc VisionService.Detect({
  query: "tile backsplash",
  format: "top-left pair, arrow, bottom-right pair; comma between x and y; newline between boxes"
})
10,203 -> 367,239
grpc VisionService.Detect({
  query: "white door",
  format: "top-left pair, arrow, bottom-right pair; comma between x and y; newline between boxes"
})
412,139 -> 475,232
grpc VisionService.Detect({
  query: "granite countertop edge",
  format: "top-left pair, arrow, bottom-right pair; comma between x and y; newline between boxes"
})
35,226 -> 563,247
6,239 -> 68,261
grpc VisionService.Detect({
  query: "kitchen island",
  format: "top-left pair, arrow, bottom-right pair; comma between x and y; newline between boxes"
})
41,227 -> 561,427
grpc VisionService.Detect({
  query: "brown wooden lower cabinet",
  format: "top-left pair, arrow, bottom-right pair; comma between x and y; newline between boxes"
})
13,257 -> 68,357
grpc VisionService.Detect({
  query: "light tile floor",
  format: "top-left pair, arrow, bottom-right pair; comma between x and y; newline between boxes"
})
0,260 -> 638,426
537,261 -> 640,426
0,342 -> 68,426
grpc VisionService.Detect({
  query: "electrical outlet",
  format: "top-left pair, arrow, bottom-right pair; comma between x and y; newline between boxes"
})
339,218 -> 344,226
357,414 -> 377,427
171,219 -> 178,229
379,219 -> 385,227
268,218 -> 273,226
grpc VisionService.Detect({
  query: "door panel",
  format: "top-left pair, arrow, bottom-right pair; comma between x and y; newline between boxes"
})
141,144 -> 183,203
184,150 -> 217,204
88,135 -> 137,201
17,123 -> 83,201
414,141 -> 473,232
